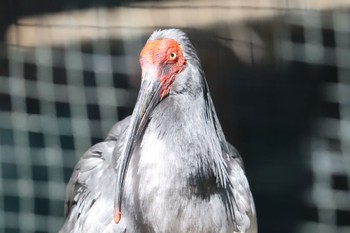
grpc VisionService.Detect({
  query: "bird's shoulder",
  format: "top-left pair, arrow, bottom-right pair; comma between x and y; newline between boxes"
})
63,142 -> 114,220
105,116 -> 131,141
225,142 -> 257,233
63,116 -> 131,219
225,142 -> 251,199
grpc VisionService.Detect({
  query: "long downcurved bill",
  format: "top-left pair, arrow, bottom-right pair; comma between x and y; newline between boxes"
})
113,75 -> 161,224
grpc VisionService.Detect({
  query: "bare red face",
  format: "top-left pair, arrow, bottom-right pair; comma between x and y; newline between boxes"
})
140,39 -> 187,99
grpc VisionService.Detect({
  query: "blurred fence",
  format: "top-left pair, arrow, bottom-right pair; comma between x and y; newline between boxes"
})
0,1 -> 349,233
276,10 -> 350,233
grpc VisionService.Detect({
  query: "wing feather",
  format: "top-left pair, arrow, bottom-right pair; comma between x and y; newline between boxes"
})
226,143 -> 257,233
60,117 -> 130,233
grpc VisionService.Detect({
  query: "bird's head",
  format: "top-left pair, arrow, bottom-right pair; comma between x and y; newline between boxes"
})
139,38 -> 187,99
113,29 -> 199,224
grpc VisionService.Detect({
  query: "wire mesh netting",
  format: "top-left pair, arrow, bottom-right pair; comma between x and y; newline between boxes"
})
0,42 -> 134,232
275,10 -> 350,233
0,1 -> 349,233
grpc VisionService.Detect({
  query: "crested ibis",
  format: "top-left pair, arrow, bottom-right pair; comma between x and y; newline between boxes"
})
59,29 -> 257,233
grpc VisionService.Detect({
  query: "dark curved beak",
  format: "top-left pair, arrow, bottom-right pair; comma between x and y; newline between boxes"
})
113,72 -> 161,224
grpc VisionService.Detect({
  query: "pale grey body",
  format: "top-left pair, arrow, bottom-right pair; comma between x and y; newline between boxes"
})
59,29 -> 257,233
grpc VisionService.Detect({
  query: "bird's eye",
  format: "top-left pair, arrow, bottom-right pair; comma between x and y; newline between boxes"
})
169,52 -> 177,60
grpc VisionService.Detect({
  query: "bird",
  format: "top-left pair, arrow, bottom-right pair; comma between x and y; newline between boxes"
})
59,29 -> 257,233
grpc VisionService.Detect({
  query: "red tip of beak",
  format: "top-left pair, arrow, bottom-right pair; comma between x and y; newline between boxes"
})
114,210 -> 122,224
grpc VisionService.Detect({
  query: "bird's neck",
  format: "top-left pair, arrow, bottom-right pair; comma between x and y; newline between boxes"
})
144,82 -> 230,188
131,81 -> 233,225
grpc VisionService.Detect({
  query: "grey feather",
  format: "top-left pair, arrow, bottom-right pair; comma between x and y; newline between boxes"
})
59,29 -> 257,233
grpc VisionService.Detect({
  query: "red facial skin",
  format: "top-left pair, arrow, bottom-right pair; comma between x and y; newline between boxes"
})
139,39 -> 187,99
